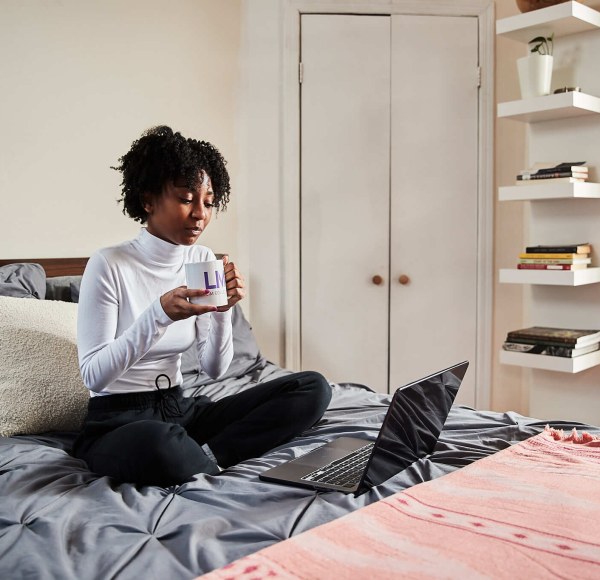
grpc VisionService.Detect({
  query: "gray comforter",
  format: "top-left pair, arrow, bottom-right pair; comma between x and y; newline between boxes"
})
1,363 -> 596,579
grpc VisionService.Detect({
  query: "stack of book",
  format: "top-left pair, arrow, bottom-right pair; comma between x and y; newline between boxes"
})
517,242 -> 592,271
503,326 -> 600,359
516,161 -> 588,186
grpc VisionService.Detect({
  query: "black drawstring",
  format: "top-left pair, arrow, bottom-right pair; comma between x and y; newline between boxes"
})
154,374 -> 183,421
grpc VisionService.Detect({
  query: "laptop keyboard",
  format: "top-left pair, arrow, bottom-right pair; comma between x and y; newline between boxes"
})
301,442 -> 374,488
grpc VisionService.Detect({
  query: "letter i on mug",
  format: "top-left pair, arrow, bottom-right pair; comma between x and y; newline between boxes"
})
185,260 -> 228,306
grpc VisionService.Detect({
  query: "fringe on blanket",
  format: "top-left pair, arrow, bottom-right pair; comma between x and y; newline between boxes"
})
545,425 -> 600,444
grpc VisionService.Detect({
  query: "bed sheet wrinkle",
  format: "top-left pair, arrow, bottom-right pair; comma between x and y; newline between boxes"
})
7,430 -> 78,451
179,476 -> 318,533
0,516 -> 90,580
443,435 -> 524,458
75,511 -> 197,579
152,493 -> 299,572
93,534 -> 172,580
3,549 -> 79,580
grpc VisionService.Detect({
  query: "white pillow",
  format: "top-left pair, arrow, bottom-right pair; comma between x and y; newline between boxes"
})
0,296 -> 88,437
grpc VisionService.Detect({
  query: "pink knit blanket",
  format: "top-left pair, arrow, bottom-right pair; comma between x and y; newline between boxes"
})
200,427 -> 600,579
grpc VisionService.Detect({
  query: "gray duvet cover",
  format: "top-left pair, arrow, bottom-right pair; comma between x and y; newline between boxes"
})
1,362 -> 597,579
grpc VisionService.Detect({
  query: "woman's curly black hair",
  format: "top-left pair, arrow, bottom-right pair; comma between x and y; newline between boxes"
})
113,125 -> 231,223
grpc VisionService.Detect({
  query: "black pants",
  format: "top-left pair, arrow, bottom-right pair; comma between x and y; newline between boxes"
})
73,371 -> 331,487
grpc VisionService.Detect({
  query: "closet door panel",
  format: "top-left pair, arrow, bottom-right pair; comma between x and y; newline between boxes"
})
389,15 -> 479,404
300,15 -> 391,390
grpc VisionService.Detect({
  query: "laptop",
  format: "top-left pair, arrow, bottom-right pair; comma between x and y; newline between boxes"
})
259,361 -> 469,496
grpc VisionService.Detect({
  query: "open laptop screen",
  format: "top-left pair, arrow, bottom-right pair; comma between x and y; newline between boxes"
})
357,361 -> 467,494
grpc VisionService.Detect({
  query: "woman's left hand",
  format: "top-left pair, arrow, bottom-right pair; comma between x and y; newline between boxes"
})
217,255 -> 245,312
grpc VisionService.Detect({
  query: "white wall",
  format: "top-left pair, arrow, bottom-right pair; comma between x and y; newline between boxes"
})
236,0 -> 285,363
492,0 -> 527,413
0,0 -> 242,262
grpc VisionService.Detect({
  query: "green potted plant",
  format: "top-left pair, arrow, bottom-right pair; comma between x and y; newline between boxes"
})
517,34 -> 554,99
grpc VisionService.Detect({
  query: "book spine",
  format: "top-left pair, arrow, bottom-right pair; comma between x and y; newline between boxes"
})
504,337 -> 582,348
524,246 -> 589,254
517,171 -> 587,180
502,341 -> 573,358
519,258 -> 589,264
535,164 -> 587,174
535,169 -> 588,176
515,178 -> 584,186
506,333 -> 579,346
519,253 -> 583,259
503,342 -> 592,358
517,264 -> 581,270
519,258 -> 592,268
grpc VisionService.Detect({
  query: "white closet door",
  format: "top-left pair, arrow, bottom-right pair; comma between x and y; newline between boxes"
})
300,15 -> 391,389
389,15 -> 479,404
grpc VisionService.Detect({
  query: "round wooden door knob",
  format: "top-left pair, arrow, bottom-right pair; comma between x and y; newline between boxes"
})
372,275 -> 384,286
398,274 -> 410,285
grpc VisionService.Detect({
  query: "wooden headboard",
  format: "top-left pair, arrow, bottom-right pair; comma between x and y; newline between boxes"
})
0,258 -> 88,277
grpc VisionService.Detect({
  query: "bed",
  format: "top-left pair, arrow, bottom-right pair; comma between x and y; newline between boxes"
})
1,258 -> 599,579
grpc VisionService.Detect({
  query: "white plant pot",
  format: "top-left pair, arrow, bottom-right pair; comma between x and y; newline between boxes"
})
517,54 -> 553,99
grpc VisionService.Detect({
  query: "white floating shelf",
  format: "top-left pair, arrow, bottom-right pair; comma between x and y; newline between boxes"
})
499,182 -> 600,201
500,348 -> 600,373
499,267 -> 600,286
498,91 -> 600,122
497,1 -> 600,42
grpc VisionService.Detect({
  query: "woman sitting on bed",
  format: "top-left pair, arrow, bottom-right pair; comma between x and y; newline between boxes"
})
73,125 -> 331,486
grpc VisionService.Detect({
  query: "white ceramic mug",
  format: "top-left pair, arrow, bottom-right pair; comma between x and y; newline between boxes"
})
185,260 -> 228,307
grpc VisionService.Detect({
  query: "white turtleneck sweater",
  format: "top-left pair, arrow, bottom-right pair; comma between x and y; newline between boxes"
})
77,228 -> 233,396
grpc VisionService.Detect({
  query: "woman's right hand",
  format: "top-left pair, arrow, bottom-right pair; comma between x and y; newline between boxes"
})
160,286 -> 218,321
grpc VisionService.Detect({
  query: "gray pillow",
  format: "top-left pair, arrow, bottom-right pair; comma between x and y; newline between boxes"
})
45,275 -> 82,302
70,279 -> 81,303
0,263 -> 46,299
181,304 -> 266,385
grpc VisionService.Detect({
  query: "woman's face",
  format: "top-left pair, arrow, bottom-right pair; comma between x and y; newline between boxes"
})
145,172 -> 214,246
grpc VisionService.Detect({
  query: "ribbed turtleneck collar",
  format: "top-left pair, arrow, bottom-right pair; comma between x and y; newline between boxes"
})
135,228 -> 186,267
